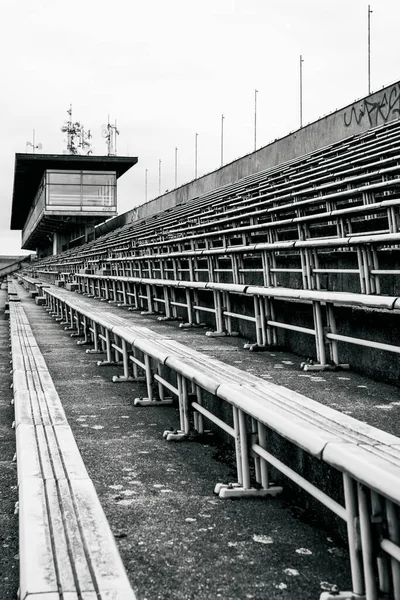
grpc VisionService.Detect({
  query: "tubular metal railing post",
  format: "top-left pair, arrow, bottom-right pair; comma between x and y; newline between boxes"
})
343,474 -> 365,596
358,482 -> 378,600
232,406 -> 243,486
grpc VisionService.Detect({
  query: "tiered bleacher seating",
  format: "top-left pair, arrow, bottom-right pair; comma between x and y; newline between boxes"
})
17,117 -> 400,599
31,118 -> 400,373
38,277 -> 400,600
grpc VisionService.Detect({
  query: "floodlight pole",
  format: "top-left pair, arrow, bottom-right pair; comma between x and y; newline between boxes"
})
254,89 -> 258,151
175,147 -> 178,188
159,159 -> 162,195
300,55 -> 304,128
221,114 -> 225,167
368,5 -> 372,94
195,133 -> 198,179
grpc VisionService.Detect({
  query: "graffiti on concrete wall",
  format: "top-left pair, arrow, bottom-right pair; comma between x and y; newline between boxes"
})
344,83 -> 400,128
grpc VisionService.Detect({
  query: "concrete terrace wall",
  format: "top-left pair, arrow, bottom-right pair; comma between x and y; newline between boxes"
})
97,79 -> 400,236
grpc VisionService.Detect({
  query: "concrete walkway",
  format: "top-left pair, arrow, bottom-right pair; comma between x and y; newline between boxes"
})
4,283 -> 400,599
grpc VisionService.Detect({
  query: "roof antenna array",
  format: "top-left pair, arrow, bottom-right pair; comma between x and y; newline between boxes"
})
26,129 -> 42,153
102,116 -> 119,156
61,104 -> 92,155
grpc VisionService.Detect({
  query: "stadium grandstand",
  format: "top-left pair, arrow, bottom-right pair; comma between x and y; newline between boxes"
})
2,80 -> 400,600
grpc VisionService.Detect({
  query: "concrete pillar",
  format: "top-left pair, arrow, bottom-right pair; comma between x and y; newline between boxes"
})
53,233 -> 61,255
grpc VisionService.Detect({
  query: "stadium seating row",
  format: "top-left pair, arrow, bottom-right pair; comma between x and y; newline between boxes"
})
30,118 -> 400,274
9,295 -> 136,599
38,281 -> 400,600
22,119 -> 400,377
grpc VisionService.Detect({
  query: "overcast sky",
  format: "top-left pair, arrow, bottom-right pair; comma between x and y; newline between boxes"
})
1,0 -> 399,255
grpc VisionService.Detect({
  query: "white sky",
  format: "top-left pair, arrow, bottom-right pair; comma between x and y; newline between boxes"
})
0,0 -> 399,255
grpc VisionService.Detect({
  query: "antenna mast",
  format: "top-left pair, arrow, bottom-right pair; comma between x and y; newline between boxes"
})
102,116 -> 120,156
61,104 -> 92,155
26,129 -> 42,153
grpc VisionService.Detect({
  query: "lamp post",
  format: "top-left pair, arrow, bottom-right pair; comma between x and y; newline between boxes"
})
195,133 -> 198,179
254,89 -> 258,151
174,147 -> 178,188
299,55 -> 304,128
221,114 -> 225,167
368,5 -> 373,94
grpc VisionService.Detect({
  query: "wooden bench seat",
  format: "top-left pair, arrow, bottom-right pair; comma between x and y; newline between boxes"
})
9,302 -> 137,600
19,477 -> 136,600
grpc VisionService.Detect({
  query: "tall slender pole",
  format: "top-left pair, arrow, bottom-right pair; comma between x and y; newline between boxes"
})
174,147 -> 178,188
299,55 -> 304,128
221,114 -> 225,167
32,129 -> 36,154
158,159 -> 161,195
254,90 -> 258,151
145,168 -> 148,202
195,133 -> 198,179
368,5 -> 372,94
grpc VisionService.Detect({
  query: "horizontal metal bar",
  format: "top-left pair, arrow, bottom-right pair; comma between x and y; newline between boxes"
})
191,401 -> 235,437
170,301 -> 188,308
313,268 -> 360,274
238,268 -> 264,273
193,305 -> 216,314
370,269 -> 400,275
380,538 -> 400,562
129,355 -> 145,369
223,311 -> 256,323
270,268 -> 303,273
252,443 -> 347,521
153,374 -> 179,396
326,332 -> 400,354
267,320 -> 316,335
111,343 -> 123,355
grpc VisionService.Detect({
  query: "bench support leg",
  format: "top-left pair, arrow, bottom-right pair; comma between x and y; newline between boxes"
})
135,398 -> 173,406
243,342 -> 274,352
206,330 -> 239,338
214,483 -> 283,498
112,340 -> 137,382
134,354 -> 173,406
97,360 -> 123,366
319,592 -> 365,600
301,362 -> 350,372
